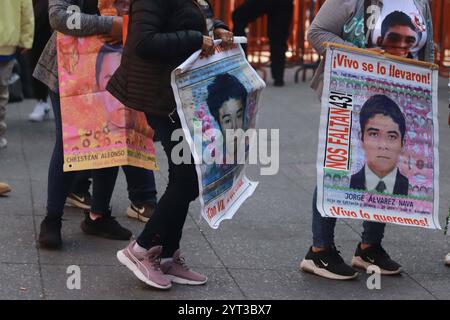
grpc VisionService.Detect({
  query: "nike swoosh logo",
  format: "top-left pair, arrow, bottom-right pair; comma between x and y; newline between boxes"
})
71,194 -> 85,202
367,257 -> 375,263
132,205 -> 146,215
320,259 -> 328,267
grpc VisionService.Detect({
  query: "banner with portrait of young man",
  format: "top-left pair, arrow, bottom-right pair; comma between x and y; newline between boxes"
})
171,38 -> 265,229
316,43 -> 440,229
57,0 -> 157,172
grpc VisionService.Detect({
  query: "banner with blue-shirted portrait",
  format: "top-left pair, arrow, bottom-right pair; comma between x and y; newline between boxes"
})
171,38 -> 265,229
316,43 -> 440,229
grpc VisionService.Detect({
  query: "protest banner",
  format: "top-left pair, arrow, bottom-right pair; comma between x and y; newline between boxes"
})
171,38 -> 265,229
316,43 -> 440,229
56,0 -> 157,172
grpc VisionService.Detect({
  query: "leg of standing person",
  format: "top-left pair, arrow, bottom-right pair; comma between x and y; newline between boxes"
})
0,60 -> 15,149
351,221 -> 401,275
232,0 -> 271,54
29,0 -> 52,122
0,60 -> 13,189
267,0 -> 293,86
117,113 -> 206,289
122,165 -> 158,223
299,187 -> 358,280
80,165 -> 131,241
39,91 -> 131,249
28,70 -> 51,121
66,170 -> 92,210
39,91 -> 81,248
136,114 -> 198,257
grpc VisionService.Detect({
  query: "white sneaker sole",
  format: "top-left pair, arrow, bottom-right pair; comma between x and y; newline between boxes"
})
29,112 -> 50,122
65,197 -> 90,210
351,256 -> 402,275
165,274 -> 208,285
300,259 -> 358,280
116,250 -> 171,290
126,207 -> 149,223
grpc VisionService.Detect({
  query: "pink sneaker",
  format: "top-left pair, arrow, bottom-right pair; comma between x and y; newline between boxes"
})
117,241 -> 171,289
161,250 -> 208,285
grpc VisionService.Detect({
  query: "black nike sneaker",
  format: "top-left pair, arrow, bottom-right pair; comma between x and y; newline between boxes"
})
300,246 -> 358,280
81,211 -> 132,240
351,243 -> 402,275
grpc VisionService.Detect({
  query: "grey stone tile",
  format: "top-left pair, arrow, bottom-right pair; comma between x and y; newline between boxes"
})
41,265 -> 244,300
0,263 -> 43,300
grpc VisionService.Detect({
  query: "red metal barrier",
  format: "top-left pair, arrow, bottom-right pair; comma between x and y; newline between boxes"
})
210,0 -> 449,78
431,0 -> 450,76
209,0 -> 321,81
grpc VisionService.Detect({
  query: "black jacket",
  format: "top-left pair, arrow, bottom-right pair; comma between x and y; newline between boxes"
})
350,166 -> 409,196
107,0 -> 228,116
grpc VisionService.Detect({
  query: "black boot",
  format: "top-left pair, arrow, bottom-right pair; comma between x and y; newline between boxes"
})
38,216 -> 62,249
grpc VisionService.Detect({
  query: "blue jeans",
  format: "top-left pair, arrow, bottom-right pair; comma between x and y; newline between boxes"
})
312,187 -> 386,248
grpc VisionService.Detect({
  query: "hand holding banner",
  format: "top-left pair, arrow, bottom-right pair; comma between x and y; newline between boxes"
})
171,40 -> 265,229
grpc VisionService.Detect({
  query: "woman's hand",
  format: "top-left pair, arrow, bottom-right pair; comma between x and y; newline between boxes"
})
99,16 -> 123,45
214,28 -> 234,50
200,36 -> 215,58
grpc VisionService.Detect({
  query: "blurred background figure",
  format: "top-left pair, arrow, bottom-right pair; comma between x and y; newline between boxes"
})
28,0 -> 53,122
0,0 -> 34,148
0,0 -> 34,195
232,0 -> 294,87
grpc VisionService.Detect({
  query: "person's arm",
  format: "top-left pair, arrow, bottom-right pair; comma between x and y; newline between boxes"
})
307,0 -> 359,55
420,1 -> 434,63
19,0 -> 35,50
48,0 -> 113,36
134,0 -> 204,60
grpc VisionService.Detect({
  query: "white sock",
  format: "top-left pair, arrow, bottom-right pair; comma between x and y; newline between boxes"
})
161,258 -> 173,264
133,242 -> 148,253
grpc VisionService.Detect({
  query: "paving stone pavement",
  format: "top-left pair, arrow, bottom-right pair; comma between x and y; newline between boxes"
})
0,70 -> 449,300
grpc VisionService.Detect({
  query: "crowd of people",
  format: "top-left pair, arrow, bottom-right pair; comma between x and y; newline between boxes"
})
0,0 -> 448,291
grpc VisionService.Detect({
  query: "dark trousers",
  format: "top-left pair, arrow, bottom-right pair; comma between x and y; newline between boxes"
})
137,113 -> 199,258
46,91 -> 118,218
232,0 -> 294,82
122,165 -> 157,206
28,0 -> 52,101
312,188 -> 386,248
70,165 -> 157,206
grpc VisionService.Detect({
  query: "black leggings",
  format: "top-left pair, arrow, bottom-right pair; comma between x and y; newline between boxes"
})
137,113 -> 199,258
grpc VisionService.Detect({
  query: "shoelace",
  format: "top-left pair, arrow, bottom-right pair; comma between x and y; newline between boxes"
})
146,253 -> 162,271
174,256 -> 190,271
